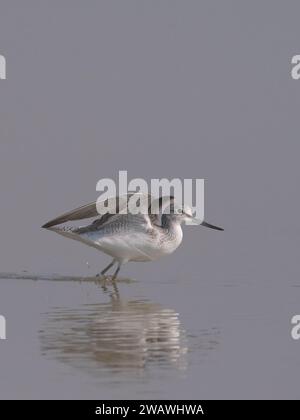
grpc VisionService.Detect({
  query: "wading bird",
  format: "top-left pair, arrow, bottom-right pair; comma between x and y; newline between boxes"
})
42,194 -> 223,279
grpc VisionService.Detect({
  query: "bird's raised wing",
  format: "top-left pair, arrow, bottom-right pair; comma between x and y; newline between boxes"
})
42,193 -> 160,229
42,201 -> 99,228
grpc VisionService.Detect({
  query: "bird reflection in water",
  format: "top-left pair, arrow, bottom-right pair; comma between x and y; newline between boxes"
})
39,279 -> 188,376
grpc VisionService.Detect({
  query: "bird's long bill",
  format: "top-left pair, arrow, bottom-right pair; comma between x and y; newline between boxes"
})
201,220 -> 224,231
186,217 -> 223,229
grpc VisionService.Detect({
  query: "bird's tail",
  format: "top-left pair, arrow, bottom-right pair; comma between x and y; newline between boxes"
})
45,226 -> 79,240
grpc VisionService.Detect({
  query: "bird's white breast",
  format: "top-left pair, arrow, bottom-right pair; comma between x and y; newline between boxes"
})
82,224 -> 183,263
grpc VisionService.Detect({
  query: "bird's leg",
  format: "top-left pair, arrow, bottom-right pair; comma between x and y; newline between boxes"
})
111,281 -> 120,299
96,259 -> 116,277
111,262 -> 121,281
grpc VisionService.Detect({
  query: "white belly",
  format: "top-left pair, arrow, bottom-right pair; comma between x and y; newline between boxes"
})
82,229 -> 183,263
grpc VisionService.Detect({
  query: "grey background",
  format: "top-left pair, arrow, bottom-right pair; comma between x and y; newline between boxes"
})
0,0 -> 300,399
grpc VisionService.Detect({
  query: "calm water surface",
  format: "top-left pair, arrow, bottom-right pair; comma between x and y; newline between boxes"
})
0,272 -> 299,399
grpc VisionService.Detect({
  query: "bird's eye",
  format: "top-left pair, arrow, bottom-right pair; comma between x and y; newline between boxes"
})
176,209 -> 183,214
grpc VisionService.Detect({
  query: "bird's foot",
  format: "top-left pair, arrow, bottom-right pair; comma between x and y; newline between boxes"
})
95,274 -> 116,282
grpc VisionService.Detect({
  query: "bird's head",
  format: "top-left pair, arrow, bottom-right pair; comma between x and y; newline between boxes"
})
160,196 -> 224,230
160,199 -> 199,225
167,203 -> 198,225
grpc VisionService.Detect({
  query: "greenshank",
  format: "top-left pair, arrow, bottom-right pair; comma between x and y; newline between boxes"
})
42,194 -> 223,279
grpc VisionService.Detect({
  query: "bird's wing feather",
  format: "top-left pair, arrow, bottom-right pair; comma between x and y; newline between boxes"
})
74,212 -> 154,235
42,201 -> 98,228
42,193 -> 157,229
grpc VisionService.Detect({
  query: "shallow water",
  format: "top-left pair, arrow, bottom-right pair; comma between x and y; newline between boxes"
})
0,272 -> 299,399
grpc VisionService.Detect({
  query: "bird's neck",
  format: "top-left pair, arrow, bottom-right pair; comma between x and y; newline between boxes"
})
161,215 -> 183,247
